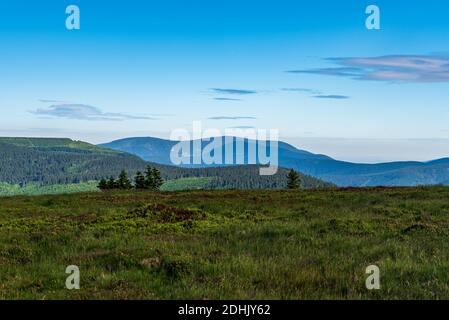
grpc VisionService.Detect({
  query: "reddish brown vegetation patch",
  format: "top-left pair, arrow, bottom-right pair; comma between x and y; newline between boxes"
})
128,203 -> 206,223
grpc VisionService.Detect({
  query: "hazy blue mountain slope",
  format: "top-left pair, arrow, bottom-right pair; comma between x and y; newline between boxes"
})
101,136 -> 449,187
100,137 -> 177,164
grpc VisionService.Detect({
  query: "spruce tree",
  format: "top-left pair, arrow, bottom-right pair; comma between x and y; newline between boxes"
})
98,178 -> 108,191
107,176 -> 116,189
134,171 -> 146,190
144,165 -> 155,189
287,169 -> 300,189
117,170 -> 132,189
152,167 -> 164,190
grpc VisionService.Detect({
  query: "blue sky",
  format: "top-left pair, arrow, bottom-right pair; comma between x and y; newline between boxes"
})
1,0 -> 449,162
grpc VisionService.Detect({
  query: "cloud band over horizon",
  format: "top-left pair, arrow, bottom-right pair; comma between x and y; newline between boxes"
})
288,54 -> 449,83
31,104 -> 156,121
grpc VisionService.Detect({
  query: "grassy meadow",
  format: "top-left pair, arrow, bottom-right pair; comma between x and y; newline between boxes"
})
0,182 -> 99,197
0,178 -> 217,197
0,187 -> 448,299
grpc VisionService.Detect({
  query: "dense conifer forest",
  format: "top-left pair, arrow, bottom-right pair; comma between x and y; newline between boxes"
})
0,138 -> 333,191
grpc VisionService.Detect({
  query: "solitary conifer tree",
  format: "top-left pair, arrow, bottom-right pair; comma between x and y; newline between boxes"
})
287,169 -> 301,189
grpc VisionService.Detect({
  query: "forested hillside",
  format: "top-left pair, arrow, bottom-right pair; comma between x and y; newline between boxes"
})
0,138 -> 333,191
102,136 -> 449,187
0,141 -> 147,185
179,166 -> 333,189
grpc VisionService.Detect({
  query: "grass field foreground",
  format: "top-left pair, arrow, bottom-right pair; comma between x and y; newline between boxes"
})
0,187 -> 448,299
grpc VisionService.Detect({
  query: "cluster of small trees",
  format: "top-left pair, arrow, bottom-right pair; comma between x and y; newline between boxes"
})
98,166 -> 164,191
97,166 -> 301,191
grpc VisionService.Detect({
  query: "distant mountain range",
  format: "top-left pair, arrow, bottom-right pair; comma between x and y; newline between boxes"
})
0,137 -> 331,190
101,136 -> 449,187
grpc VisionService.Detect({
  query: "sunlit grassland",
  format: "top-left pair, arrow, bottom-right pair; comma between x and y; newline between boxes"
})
0,187 -> 448,299
0,182 -> 99,197
0,178 -> 215,196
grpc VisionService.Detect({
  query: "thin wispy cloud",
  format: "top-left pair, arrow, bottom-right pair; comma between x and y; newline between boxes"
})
38,99 -> 67,103
287,54 -> 449,83
211,88 -> 258,95
281,88 -> 322,95
208,116 -> 256,120
31,104 -> 156,121
145,113 -> 174,117
214,97 -> 242,101
227,126 -> 256,129
281,88 -> 348,100
313,95 -> 349,99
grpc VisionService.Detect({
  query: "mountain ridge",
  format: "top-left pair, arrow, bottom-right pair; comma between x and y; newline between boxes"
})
100,136 -> 449,187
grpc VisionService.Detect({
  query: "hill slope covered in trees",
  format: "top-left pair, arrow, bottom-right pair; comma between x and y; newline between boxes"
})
0,138 -> 332,192
101,136 -> 449,187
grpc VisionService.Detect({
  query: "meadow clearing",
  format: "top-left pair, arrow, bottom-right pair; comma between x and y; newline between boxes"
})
0,187 -> 448,299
